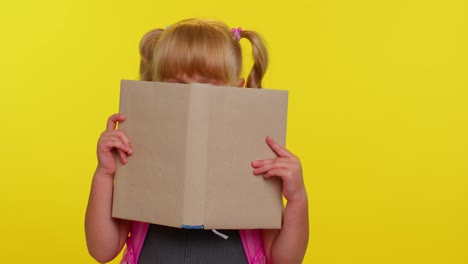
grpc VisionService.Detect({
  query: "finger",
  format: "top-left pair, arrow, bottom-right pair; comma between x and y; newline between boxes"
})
118,149 -> 128,164
100,137 -> 132,155
107,113 -> 126,131
266,136 -> 294,158
102,131 -> 133,154
253,161 -> 291,175
263,168 -> 290,179
112,138 -> 132,155
251,157 -> 292,167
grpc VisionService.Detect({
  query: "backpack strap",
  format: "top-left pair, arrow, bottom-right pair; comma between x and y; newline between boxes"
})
120,221 -> 150,264
239,229 -> 267,264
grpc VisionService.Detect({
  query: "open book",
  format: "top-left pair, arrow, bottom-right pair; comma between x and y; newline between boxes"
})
112,80 -> 288,229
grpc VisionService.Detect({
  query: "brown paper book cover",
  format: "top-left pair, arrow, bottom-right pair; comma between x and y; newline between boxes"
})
112,80 -> 288,229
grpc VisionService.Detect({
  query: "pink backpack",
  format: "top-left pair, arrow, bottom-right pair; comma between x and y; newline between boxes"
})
120,221 -> 266,264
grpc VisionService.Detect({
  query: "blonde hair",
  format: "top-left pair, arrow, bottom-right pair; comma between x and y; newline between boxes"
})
139,18 -> 269,88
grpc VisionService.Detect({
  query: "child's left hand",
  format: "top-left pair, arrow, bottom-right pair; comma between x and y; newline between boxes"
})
252,136 -> 306,203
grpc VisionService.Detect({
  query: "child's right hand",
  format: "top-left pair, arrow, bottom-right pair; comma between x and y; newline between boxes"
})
96,113 -> 133,177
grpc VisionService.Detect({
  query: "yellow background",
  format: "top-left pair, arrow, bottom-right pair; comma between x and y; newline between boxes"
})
1,0 -> 467,263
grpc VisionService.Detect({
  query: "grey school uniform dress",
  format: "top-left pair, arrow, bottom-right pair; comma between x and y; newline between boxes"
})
138,224 -> 249,264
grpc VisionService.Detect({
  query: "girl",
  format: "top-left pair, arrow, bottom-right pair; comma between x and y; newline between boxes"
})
85,18 -> 309,264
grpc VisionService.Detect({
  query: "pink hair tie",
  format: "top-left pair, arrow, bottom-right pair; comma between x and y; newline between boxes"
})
231,27 -> 242,41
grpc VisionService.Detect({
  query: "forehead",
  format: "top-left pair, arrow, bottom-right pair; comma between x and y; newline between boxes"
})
153,20 -> 242,86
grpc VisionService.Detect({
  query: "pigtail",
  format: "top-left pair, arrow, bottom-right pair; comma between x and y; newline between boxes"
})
239,30 -> 269,88
139,29 -> 165,81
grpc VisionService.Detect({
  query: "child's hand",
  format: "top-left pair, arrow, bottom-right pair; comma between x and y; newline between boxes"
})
96,114 -> 133,177
252,136 -> 305,202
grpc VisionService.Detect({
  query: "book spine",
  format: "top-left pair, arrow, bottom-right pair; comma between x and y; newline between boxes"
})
182,87 -> 209,227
